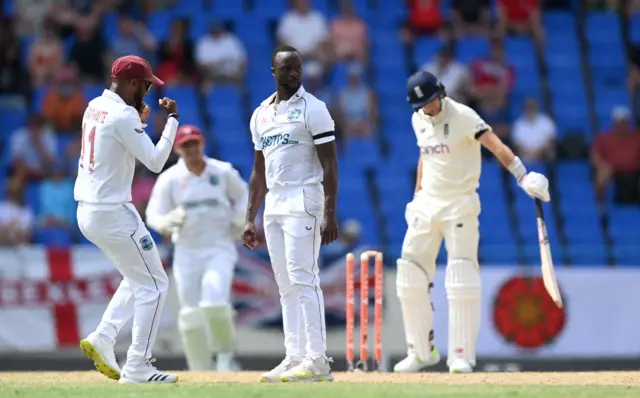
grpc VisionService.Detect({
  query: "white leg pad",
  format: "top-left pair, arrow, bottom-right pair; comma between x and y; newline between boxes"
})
445,259 -> 481,367
177,307 -> 214,371
201,303 -> 236,354
396,259 -> 436,361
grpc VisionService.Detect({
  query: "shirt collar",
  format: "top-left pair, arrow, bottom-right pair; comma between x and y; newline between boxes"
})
261,85 -> 307,106
102,89 -> 126,104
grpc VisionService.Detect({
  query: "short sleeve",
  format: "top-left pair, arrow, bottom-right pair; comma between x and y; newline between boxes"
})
307,100 -> 335,145
461,108 -> 490,140
250,107 -> 262,151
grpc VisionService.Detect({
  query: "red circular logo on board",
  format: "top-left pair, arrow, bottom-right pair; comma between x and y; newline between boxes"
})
493,276 -> 566,349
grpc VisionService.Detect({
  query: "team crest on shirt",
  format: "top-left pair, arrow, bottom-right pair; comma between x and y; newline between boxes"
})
139,235 -> 154,251
209,175 -> 219,185
287,109 -> 302,121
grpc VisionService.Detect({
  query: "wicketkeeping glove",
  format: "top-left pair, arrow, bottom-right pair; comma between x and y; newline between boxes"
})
156,206 -> 187,235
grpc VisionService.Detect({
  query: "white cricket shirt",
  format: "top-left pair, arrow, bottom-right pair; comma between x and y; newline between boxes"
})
413,97 -> 489,200
250,86 -> 335,190
74,90 -> 179,204
145,157 -> 248,248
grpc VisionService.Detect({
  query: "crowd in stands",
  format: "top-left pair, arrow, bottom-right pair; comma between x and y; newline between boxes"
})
0,0 -> 637,265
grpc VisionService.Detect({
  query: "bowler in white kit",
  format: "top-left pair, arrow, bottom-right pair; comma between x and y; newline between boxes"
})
394,70 -> 551,374
75,55 -> 180,384
243,45 -> 339,383
146,125 -> 248,372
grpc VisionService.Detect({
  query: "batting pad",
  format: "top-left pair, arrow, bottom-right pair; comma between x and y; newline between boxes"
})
178,307 -> 214,371
445,259 -> 481,367
201,304 -> 236,354
396,259 -> 435,361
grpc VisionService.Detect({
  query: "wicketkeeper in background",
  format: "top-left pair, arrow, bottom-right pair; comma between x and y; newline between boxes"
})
146,125 -> 248,372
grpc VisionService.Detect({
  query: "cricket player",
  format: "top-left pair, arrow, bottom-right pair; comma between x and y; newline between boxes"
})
75,55 -> 180,384
394,70 -> 550,374
145,125 -> 248,372
243,45 -> 339,383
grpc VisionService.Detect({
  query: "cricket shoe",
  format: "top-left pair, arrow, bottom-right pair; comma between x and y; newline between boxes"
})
394,347 -> 441,373
216,353 -> 242,372
280,356 -> 334,382
119,358 -> 179,384
259,356 -> 302,382
80,332 -> 121,380
449,358 -> 473,374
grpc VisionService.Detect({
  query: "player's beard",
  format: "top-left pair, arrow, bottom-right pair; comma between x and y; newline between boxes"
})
134,86 -> 146,112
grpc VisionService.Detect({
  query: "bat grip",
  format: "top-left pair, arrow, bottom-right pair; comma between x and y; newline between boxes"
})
535,199 -> 544,220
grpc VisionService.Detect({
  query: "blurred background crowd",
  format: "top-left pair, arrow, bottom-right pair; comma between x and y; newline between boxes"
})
0,0 -> 638,266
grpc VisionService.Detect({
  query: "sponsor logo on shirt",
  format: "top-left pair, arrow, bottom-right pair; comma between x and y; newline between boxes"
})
183,198 -> 220,209
260,133 -> 299,149
421,143 -> 450,155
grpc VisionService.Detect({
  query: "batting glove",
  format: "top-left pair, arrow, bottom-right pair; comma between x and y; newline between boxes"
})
519,172 -> 551,202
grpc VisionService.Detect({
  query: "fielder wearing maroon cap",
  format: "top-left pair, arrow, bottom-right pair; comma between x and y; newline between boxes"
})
111,55 -> 164,86
174,125 -> 204,149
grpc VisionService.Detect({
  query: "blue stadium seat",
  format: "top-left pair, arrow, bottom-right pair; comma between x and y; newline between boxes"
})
414,37 -> 445,67
479,244 -> 519,265
585,12 -> 622,46
35,227 -> 72,247
613,245 -> 640,266
563,218 -> 605,245
164,85 -> 197,106
567,244 -> 607,266
523,243 -> 563,265
25,183 -> 41,216
456,37 -> 489,64
542,11 -> 576,32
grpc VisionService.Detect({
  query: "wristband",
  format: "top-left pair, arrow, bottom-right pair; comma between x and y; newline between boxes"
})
507,156 -> 527,183
168,113 -> 178,120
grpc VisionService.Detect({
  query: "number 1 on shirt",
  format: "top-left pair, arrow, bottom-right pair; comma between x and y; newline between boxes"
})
80,123 -> 97,173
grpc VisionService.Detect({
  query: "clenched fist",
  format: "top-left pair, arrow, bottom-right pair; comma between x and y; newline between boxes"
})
158,97 -> 178,115
138,101 -> 150,123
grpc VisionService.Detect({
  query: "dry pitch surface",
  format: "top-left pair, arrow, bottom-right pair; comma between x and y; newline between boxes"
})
2,371 -> 640,397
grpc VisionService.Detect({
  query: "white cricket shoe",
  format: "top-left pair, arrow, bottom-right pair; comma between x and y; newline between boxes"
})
119,358 -> 179,384
80,332 -> 121,380
259,356 -> 302,382
449,357 -> 473,373
216,352 -> 242,372
280,356 -> 334,383
393,348 -> 441,373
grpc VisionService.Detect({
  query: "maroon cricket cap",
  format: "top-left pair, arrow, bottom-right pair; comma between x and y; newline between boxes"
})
175,125 -> 204,148
111,55 -> 164,86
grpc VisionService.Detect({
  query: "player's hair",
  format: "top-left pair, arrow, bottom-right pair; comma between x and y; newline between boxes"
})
271,45 -> 300,66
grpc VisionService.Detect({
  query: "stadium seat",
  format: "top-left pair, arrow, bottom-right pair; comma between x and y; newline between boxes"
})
35,227 -> 72,247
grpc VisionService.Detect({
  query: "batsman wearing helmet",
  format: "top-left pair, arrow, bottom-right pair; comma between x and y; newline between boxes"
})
394,71 -> 551,373
145,125 -> 248,372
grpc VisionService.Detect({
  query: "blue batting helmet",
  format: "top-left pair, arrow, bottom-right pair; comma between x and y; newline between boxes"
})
406,70 -> 446,111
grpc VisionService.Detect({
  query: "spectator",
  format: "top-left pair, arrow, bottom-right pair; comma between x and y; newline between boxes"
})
69,19 -> 108,83
38,161 -> 76,230
42,67 -> 86,132
305,62 -> 335,110
591,106 -> 640,204
337,64 -> 377,140
512,98 -> 556,163
477,94 -> 511,142
195,22 -> 247,86
422,45 -> 470,103
0,18 -> 30,109
451,0 -> 491,38
403,0 -> 445,36
46,0 -> 109,38
0,180 -> 34,245
277,0 -> 329,66
156,18 -> 196,85
109,14 -> 157,61
469,40 -> 515,105
330,1 -> 368,64
496,0 -> 544,50
10,114 -> 58,182
27,18 -> 64,87
132,163 -> 156,218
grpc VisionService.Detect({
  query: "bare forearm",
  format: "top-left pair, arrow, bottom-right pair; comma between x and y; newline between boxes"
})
322,160 -> 338,216
415,154 -> 423,194
245,171 -> 266,223
492,141 -> 516,169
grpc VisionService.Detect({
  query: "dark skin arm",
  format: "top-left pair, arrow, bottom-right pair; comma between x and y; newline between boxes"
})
316,139 -> 339,245
242,150 -> 267,249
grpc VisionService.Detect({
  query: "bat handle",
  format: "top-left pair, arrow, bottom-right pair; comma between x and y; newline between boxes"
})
535,198 -> 544,220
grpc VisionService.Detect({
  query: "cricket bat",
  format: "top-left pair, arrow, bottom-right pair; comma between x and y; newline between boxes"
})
535,199 -> 563,308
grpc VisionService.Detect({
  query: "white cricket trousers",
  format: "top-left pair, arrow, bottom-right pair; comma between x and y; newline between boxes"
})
263,184 -> 327,359
173,245 -> 237,308
77,202 -> 169,364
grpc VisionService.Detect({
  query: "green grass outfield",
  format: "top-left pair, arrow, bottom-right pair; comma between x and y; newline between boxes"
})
1,371 -> 640,398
